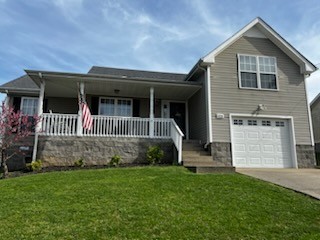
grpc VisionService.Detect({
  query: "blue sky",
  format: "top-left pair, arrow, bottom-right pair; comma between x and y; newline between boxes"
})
0,0 -> 319,102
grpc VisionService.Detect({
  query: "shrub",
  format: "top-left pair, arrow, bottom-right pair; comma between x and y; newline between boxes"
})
74,158 -> 85,167
26,160 -> 42,172
110,155 -> 121,167
146,146 -> 164,165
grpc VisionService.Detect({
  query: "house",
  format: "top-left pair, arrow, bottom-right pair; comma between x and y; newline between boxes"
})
0,17 -> 317,170
311,93 -> 320,164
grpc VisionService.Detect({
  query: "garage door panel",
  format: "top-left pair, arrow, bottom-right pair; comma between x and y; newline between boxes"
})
248,144 -> 260,152
264,157 -> 276,165
262,144 -> 274,153
276,145 -> 289,153
234,132 -> 245,139
250,158 -> 262,164
234,144 -> 246,152
232,117 -> 293,168
247,132 -> 259,140
261,132 -> 273,140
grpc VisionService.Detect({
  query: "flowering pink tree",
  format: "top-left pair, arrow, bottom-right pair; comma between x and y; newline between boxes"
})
0,102 -> 40,179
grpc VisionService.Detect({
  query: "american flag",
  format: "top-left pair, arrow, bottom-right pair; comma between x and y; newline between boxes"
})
81,102 -> 93,131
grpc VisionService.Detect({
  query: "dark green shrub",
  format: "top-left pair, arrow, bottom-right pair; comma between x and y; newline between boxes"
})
26,160 -> 42,172
146,146 -> 164,165
74,158 -> 85,167
110,155 -> 121,167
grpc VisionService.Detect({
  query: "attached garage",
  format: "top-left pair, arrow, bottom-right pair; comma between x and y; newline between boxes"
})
231,116 -> 296,168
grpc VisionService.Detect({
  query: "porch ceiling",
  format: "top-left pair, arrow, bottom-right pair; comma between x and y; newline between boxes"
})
26,70 -> 202,100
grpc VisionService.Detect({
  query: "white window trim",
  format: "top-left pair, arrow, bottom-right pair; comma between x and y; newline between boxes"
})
20,97 -> 39,115
237,54 -> 279,91
98,97 -> 133,117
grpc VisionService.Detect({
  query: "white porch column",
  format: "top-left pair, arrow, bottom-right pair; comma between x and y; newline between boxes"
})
77,82 -> 85,136
4,95 -> 10,108
32,79 -> 45,161
36,80 -> 45,132
149,87 -> 154,138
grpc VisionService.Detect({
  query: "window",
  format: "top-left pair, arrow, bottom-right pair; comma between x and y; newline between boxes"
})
275,121 -> 285,127
262,120 -> 271,126
248,120 -> 257,126
238,54 -> 277,90
99,98 -> 132,117
233,119 -> 243,125
21,97 -> 38,115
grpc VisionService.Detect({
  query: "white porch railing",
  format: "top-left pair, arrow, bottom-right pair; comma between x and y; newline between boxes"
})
41,113 -> 78,136
40,113 -> 184,163
83,116 -> 172,138
170,119 -> 184,164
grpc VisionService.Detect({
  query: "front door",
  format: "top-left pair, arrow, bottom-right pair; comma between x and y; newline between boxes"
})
169,102 -> 186,135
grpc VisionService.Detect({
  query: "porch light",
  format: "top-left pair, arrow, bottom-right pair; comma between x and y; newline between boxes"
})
258,104 -> 267,111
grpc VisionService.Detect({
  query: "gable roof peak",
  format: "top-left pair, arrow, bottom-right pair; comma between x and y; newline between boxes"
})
202,17 -> 317,75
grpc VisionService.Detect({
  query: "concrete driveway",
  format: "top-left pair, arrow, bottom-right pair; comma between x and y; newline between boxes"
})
237,168 -> 320,200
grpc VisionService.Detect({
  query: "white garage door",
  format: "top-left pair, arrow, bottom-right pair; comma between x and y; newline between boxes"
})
231,118 -> 293,168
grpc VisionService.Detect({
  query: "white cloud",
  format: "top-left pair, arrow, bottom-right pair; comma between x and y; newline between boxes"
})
133,35 -> 151,50
189,0 -> 235,40
53,0 -> 84,24
307,70 -> 320,103
289,18 -> 320,102
136,14 -> 152,25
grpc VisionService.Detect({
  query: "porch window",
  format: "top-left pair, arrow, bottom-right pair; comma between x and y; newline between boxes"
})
238,54 -> 278,90
21,97 -> 38,115
99,97 -> 132,117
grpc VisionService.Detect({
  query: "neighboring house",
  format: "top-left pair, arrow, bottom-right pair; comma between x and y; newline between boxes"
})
311,93 -> 320,164
0,17 -> 317,169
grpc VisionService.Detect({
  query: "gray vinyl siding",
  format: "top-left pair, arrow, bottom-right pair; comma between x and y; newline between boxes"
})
46,97 -> 78,114
188,73 -> 207,143
46,96 -> 161,117
211,36 -> 312,145
139,98 -> 161,118
311,100 -> 320,143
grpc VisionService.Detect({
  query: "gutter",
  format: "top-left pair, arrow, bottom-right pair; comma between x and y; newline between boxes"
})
0,87 -> 40,94
25,70 -> 198,87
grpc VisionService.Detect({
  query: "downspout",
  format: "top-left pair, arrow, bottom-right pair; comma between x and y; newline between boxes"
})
198,64 -> 213,148
304,74 -> 315,147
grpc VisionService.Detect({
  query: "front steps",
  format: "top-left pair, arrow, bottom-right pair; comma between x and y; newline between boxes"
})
182,140 -> 235,173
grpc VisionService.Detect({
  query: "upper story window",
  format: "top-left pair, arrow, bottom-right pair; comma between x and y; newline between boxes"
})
21,97 -> 38,115
99,97 -> 132,117
238,54 -> 278,90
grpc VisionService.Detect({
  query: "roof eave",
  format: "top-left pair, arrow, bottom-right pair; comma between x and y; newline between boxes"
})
25,70 -> 201,87
0,87 -> 40,94
185,59 -> 214,81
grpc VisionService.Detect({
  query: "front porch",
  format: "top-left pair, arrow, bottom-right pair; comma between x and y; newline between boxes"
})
24,69 -> 202,164
39,113 -> 183,163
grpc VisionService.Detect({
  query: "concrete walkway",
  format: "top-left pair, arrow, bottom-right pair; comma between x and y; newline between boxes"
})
237,168 -> 320,200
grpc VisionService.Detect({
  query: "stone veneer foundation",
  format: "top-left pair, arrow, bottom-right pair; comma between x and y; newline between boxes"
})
210,142 -> 232,166
37,136 -> 174,167
296,145 -> 316,168
210,142 -> 316,168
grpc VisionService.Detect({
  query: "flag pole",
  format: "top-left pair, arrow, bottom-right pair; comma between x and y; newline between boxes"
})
77,82 -> 84,136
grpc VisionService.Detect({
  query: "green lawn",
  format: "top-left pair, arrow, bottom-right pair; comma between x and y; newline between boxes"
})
0,166 -> 319,240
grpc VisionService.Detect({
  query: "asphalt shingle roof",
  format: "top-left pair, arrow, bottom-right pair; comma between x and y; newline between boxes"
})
0,66 -> 189,92
0,74 -> 39,90
88,66 -> 187,81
